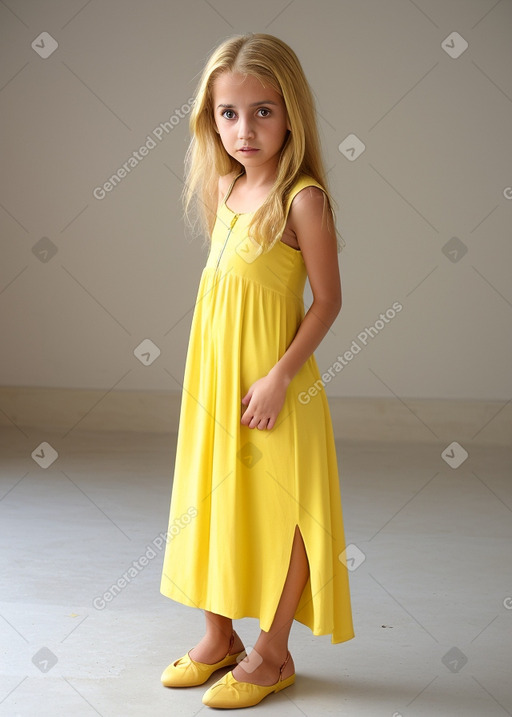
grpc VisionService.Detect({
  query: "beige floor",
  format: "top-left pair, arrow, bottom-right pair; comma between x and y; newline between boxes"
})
0,427 -> 511,716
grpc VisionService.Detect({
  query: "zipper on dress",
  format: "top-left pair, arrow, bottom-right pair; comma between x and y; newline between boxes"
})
215,213 -> 240,273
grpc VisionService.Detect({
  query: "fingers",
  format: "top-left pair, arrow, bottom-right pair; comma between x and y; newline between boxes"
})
240,407 -> 273,430
256,417 -> 270,430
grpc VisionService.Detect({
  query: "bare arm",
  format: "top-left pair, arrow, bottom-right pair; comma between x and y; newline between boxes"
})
241,186 -> 342,430
270,186 -> 341,383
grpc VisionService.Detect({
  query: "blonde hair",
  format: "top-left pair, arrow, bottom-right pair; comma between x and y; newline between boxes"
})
182,32 -> 345,252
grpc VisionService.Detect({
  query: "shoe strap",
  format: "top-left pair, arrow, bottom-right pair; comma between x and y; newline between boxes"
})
278,651 -> 291,681
226,631 -> 235,657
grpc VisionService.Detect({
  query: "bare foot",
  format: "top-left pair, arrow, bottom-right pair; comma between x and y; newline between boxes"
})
189,630 -> 245,664
231,647 -> 294,685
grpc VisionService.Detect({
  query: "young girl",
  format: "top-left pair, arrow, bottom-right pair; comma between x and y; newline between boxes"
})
160,32 -> 354,709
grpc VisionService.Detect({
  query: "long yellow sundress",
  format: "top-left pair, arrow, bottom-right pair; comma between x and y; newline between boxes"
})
160,170 -> 355,644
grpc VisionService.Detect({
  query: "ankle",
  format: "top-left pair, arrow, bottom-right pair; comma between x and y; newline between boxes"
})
253,641 -> 289,666
204,626 -> 233,646
189,629 -> 237,664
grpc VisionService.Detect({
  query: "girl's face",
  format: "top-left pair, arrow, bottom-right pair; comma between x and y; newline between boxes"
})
212,71 -> 291,173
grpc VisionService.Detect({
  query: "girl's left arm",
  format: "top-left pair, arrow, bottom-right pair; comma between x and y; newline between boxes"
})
241,187 -> 342,430
270,186 -> 342,383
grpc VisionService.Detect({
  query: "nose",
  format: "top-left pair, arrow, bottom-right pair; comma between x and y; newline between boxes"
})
238,113 -> 255,140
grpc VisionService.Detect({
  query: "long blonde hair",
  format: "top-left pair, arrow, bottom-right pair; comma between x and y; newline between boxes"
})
182,32 -> 344,252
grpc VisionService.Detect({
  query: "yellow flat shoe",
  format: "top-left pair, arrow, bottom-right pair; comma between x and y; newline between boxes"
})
161,632 -> 246,688
202,651 -> 295,708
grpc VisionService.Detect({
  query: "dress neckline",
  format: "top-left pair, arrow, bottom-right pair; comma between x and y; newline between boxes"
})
223,171 -> 260,216
220,170 -> 304,256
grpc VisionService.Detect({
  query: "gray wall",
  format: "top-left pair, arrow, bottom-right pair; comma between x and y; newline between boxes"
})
1,0 -> 511,400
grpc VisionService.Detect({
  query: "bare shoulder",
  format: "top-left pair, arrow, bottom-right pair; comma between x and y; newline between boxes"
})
287,184 -> 332,235
285,183 -> 341,309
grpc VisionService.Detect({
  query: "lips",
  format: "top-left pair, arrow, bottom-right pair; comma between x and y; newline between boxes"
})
239,147 -> 259,152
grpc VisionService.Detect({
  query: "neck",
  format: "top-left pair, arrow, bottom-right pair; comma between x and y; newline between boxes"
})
239,160 -> 279,189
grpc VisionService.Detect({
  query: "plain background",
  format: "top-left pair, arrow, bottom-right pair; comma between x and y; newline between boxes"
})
1,0 -> 511,404
1,4 -> 511,716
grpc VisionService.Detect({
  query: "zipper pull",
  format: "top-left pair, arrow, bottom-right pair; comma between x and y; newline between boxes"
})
215,213 -> 241,273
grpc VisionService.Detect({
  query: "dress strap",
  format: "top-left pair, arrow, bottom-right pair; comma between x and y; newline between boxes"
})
221,170 -> 245,207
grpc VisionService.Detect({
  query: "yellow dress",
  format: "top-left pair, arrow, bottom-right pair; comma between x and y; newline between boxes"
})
160,170 -> 355,644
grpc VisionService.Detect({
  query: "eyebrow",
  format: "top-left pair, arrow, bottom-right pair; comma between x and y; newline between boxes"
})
216,100 -> 279,108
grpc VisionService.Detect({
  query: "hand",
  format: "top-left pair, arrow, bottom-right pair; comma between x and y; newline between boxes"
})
240,370 -> 289,430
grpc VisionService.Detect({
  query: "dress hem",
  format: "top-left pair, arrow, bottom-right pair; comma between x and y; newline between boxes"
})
159,587 -> 355,645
